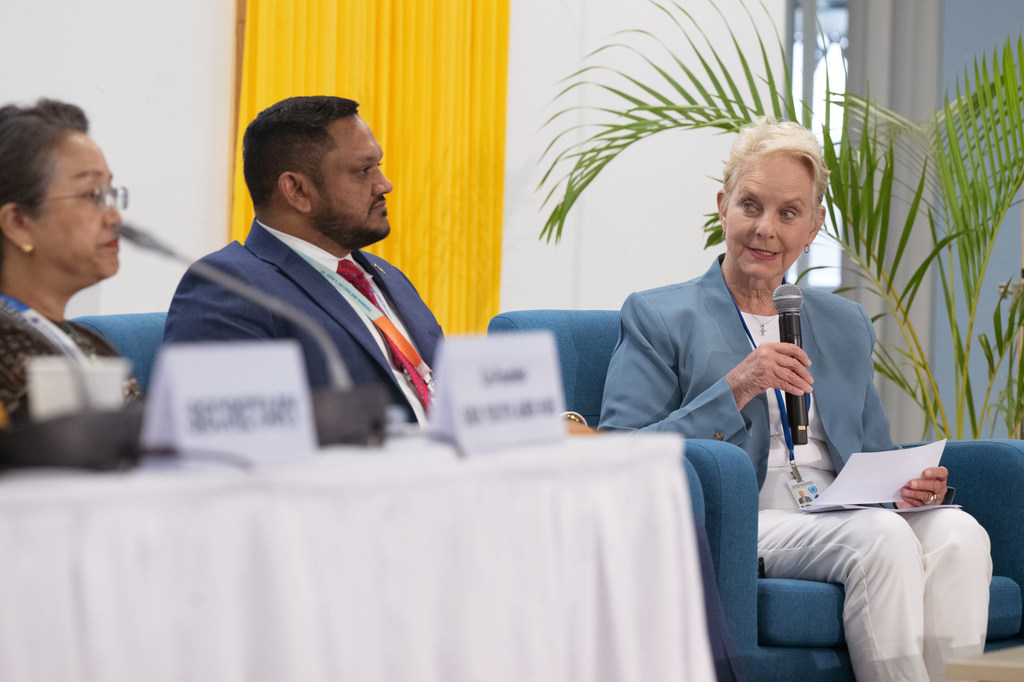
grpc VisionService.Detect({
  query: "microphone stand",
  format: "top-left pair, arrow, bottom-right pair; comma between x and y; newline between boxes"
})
119,224 -> 388,447
0,404 -> 145,471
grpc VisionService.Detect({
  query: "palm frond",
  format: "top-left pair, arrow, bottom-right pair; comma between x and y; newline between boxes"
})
538,0 -> 1024,438
539,0 -> 788,242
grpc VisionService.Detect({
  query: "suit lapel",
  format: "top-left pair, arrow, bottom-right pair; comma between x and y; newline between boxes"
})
703,258 -> 772,423
702,258 -> 762,357
799,295 -> 849,471
243,222 -> 397,380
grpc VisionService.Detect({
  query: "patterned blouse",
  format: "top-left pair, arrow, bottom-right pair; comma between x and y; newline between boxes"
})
0,306 -> 141,423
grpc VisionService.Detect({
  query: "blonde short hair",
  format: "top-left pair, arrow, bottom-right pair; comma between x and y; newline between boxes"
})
721,116 -> 830,206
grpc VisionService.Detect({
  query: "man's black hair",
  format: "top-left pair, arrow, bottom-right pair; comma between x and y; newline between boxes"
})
242,96 -> 360,209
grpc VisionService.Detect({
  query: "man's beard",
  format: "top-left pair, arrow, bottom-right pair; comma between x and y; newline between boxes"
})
310,199 -> 390,251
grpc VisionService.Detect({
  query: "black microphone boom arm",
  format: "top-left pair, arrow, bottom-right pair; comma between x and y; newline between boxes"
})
118,223 -> 353,390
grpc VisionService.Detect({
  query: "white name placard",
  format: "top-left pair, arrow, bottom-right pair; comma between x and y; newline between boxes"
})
430,331 -> 566,455
142,341 -> 317,463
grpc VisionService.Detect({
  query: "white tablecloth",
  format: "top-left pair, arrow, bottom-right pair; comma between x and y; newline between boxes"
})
0,433 -> 712,681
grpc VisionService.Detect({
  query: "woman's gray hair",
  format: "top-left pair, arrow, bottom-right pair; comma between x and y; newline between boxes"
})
0,99 -> 89,217
721,116 -> 830,206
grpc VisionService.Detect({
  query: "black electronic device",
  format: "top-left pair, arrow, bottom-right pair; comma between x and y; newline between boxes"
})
773,283 -> 808,445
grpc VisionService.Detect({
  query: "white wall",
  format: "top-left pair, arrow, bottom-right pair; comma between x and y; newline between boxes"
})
501,0 -> 787,312
0,0 -> 237,317
0,0 -> 783,317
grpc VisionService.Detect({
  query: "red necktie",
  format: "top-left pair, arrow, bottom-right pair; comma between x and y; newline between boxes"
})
336,260 -> 431,409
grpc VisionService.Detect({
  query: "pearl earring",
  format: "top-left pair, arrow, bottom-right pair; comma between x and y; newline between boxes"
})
19,243 -> 34,254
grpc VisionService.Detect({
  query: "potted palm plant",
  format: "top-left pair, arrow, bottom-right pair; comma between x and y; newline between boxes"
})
539,0 -> 1024,439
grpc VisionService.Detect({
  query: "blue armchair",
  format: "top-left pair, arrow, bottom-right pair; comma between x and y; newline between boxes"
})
488,309 -> 1024,681
72,312 -> 168,391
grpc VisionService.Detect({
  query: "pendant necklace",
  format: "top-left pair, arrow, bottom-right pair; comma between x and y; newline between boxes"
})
749,313 -> 777,336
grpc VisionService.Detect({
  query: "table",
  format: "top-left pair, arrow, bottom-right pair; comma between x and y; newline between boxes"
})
0,433 -> 712,681
947,646 -> 1024,681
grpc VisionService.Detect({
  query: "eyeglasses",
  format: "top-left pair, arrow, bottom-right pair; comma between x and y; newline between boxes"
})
46,186 -> 129,211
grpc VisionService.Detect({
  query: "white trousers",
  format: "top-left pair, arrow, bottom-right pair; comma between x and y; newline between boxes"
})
758,507 -> 991,682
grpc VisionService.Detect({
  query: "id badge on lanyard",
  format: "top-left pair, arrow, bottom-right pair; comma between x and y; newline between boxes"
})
294,252 -> 435,395
729,294 -> 819,509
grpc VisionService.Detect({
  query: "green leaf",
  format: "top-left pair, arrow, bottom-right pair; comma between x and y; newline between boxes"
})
538,1 -> 1024,439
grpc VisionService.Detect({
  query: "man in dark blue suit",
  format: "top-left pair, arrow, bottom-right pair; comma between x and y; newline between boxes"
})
165,96 -> 442,424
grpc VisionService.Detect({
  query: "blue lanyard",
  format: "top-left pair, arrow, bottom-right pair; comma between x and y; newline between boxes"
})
0,293 -> 28,313
727,293 -> 808,467
0,293 -> 86,362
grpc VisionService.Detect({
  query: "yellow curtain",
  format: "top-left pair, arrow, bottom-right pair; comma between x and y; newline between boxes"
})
232,0 -> 510,334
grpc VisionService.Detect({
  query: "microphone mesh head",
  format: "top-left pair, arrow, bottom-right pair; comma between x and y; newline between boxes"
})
773,283 -> 803,313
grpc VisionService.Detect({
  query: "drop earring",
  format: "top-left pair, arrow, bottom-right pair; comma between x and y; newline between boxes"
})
803,244 -> 810,254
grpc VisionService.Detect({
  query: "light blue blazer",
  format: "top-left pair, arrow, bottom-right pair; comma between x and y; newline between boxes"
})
599,258 -> 894,489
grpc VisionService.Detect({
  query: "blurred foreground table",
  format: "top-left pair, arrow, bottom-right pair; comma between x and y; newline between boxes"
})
948,646 -> 1024,681
0,433 -> 712,682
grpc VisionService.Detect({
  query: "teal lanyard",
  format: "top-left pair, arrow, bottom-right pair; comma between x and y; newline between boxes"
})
727,293 -> 808,471
294,252 -> 385,321
292,252 -> 434,388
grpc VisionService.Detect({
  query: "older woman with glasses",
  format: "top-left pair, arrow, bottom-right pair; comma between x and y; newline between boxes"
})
0,98 -> 139,423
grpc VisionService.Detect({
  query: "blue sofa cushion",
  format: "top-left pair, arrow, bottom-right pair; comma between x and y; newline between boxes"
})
942,440 -> 1024,643
989,576 -> 1023,641
758,576 -> 1020,647
72,312 -> 167,391
758,579 -> 845,647
487,310 -> 620,426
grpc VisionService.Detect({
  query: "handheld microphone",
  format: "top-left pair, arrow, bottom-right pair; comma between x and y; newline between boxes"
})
118,223 -> 388,446
773,283 -> 808,445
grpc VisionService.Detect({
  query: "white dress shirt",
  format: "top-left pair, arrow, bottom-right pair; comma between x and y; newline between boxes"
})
260,222 -> 428,425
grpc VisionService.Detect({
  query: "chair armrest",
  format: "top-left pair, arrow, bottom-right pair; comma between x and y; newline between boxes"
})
487,310 -> 619,425
685,438 -> 760,649
73,312 -> 168,390
941,439 -> 1024,638
681,456 -> 705,527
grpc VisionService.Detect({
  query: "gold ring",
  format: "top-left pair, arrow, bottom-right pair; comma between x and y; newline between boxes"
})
562,411 -> 588,426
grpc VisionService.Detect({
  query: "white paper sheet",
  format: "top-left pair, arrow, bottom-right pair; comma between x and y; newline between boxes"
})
804,440 -> 951,513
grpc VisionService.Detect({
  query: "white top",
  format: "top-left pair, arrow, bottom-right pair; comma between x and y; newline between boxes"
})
739,312 -> 837,511
260,222 -> 427,425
